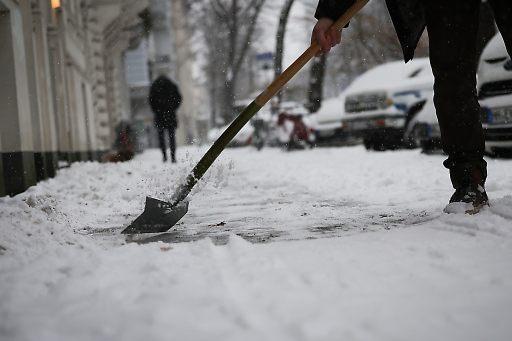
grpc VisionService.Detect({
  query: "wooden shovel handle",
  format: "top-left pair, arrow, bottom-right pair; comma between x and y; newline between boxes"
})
255,0 -> 369,106
171,0 -> 369,207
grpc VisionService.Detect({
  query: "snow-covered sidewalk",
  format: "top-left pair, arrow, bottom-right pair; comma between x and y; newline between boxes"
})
1,146 -> 512,340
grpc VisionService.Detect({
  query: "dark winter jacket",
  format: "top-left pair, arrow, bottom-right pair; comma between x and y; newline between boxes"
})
149,75 -> 182,129
315,0 -> 425,62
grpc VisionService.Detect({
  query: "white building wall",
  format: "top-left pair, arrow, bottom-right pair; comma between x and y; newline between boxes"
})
0,1 -> 34,152
1,0 -> 149,196
86,5 -> 111,150
47,23 -> 73,154
60,0 -> 96,156
31,0 -> 58,153
170,0 -> 199,144
0,0 -> 37,195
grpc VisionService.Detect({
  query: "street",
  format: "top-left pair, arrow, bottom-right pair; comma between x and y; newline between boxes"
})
1,146 -> 512,340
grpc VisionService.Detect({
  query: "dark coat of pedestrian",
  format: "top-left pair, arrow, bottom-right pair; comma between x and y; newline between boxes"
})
149,75 -> 182,163
313,0 -> 512,213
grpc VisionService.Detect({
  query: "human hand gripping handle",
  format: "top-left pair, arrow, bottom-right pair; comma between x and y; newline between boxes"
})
312,18 -> 342,56
255,0 -> 368,105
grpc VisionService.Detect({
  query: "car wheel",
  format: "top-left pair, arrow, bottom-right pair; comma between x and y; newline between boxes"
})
363,138 -> 373,150
411,124 -> 426,149
373,141 -> 387,151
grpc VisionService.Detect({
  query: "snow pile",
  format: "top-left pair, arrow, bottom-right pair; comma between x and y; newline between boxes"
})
1,146 -> 512,340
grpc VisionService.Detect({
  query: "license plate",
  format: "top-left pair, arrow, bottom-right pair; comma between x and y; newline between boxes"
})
318,129 -> 335,137
491,106 -> 512,124
350,121 -> 369,130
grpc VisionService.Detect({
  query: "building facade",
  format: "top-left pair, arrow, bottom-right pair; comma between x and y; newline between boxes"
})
124,0 -> 204,150
0,0 -> 148,196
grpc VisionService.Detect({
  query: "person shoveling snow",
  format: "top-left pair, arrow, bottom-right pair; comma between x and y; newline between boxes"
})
311,0 -> 512,214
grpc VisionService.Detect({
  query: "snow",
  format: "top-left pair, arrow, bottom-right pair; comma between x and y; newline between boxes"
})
412,96 -> 438,125
207,123 -> 254,146
313,95 -> 346,125
345,58 -> 433,95
1,146 -> 512,340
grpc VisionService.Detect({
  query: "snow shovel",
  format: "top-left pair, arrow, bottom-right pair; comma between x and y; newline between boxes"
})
121,0 -> 369,234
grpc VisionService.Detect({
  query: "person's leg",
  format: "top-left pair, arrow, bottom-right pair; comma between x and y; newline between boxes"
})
424,0 -> 488,209
488,0 -> 512,58
168,127 -> 176,163
157,125 -> 167,161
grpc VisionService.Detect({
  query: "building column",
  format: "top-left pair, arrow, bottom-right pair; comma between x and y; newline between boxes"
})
19,0 -> 47,182
0,136 -> 5,197
47,15 -> 73,164
0,1 -> 36,196
89,22 -> 111,151
32,0 -> 59,178
103,19 -> 132,147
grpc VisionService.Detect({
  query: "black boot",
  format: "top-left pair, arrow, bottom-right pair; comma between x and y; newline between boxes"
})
444,159 -> 489,214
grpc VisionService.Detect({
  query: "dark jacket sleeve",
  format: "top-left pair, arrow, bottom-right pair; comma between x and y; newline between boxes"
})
148,83 -> 159,115
385,0 -> 426,62
314,0 -> 356,21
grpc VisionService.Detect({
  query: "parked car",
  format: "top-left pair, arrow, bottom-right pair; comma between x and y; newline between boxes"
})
311,95 -> 355,146
342,58 -> 434,151
207,99 -> 273,148
207,123 -> 254,147
207,99 -> 256,148
239,99 -> 273,150
405,96 -> 443,153
478,33 -> 512,157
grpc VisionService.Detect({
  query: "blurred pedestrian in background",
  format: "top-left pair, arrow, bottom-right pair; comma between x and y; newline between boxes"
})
149,75 -> 182,163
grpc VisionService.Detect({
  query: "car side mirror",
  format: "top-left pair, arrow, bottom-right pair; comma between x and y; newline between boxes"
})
505,59 -> 512,71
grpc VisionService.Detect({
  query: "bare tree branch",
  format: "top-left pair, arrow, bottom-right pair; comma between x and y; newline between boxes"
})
234,0 -> 265,76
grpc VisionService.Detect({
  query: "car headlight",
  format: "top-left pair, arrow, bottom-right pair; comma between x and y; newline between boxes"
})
392,91 -> 422,112
480,106 -> 492,124
393,103 -> 408,112
384,117 -> 406,128
393,90 -> 421,98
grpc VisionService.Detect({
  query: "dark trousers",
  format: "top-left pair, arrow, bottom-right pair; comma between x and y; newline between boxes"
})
423,0 -> 512,188
157,126 -> 176,161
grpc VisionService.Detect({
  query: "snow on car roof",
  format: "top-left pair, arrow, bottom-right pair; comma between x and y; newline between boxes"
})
317,96 -> 343,114
315,96 -> 345,117
345,58 -> 433,94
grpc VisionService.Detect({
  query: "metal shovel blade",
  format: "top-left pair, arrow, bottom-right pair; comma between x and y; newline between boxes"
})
121,197 -> 189,234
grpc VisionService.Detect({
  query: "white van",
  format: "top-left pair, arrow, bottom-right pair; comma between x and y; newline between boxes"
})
342,58 -> 434,150
311,95 -> 352,146
478,33 -> 512,156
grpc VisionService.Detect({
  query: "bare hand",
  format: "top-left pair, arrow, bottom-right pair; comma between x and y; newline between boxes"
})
311,18 -> 342,55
